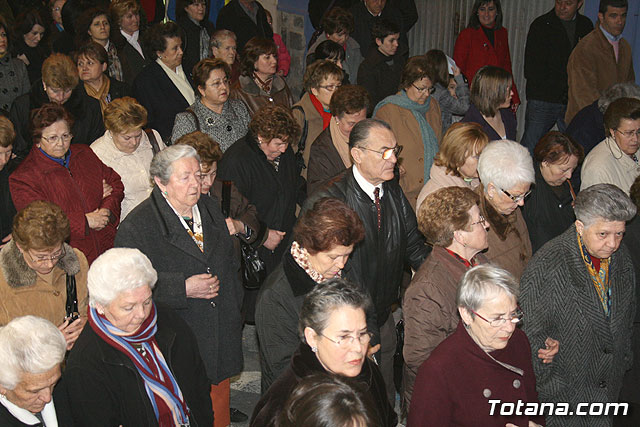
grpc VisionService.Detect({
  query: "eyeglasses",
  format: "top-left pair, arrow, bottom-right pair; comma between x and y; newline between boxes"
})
357,145 -> 403,160
207,77 -> 229,88
42,133 -> 73,144
26,246 -> 66,265
318,83 -> 342,92
500,188 -> 531,203
471,306 -> 524,327
470,215 -> 487,227
412,83 -> 436,95
319,331 -> 373,349
615,128 -> 640,139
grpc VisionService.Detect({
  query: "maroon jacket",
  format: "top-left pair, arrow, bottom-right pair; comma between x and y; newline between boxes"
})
408,322 -> 544,426
10,145 -> 124,264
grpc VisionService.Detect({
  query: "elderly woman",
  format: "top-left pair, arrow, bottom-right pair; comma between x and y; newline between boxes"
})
476,139 -> 534,278
75,8 -> 124,82
9,52 -> 105,159
403,186 -> 489,408
256,197 -> 364,392
231,37 -> 294,116
133,21 -> 195,142
521,184 -> 637,427
374,55 -> 443,210
0,316 -> 69,425
462,65 -> 516,141
109,0 -> 147,84
523,131 -> 584,253
0,117 -> 16,243
76,41 -> 131,112
12,9 -> 49,85
0,17 -> 29,113
10,103 -> 124,264
416,122 -> 489,209
176,0 -> 214,82
171,58 -> 250,150
0,201 -> 88,350
307,84 -> 369,194
210,29 -> 240,83
115,145 -> 244,427
293,59 -> 343,176
251,278 -> 397,427
63,248 -> 213,426
408,265 -> 542,426
91,96 -> 165,220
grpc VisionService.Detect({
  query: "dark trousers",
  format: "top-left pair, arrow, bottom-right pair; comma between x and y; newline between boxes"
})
379,312 -> 398,406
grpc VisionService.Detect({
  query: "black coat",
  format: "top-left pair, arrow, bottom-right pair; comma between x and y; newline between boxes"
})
524,8 -> 593,104
215,0 -> 273,53
566,100 -> 604,190
113,31 -> 148,85
107,76 -> 132,101
177,15 -> 215,82
62,304 -> 213,427
9,80 -> 105,159
461,103 -> 517,142
349,1 -> 408,58
307,126 -> 347,195
114,187 -> 244,384
133,61 -> 191,142
250,342 -> 397,427
0,160 -> 17,240
305,168 -> 428,339
357,46 -> 407,116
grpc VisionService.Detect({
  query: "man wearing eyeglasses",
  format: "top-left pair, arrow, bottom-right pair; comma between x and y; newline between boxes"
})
580,97 -> 640,194
303,118 -> 429,405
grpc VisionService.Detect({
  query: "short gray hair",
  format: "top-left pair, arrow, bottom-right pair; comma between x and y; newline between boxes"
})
478,140 -> 535,191
598,82 -> 640,113
457,265 -> 519,316
150,145 -> 200,185
574,184 -> 637,227
209,29 -> 236,51
88,248 -> 157,307
299,278 -> 372,343
0,316 -> 66,390
348,118 -> 392,150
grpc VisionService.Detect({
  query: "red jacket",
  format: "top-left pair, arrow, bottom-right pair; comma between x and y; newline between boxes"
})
453,26 -> 520,106
10,145 -> 124,264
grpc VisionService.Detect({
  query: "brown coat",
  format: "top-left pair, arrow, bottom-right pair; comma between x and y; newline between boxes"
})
374,100 -> 442,210
230,74 -> 294,117
307,126 -> 347,195
292,93 -> 325,179
402,246 -> 488,407
479,188 -> 533,279
566,23 -> 635,123
0,241 -> 89,326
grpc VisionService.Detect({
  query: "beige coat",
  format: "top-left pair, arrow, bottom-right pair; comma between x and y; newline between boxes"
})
416,164 -> 480,211
375,100 -> 442,210
292,93 -> 325,179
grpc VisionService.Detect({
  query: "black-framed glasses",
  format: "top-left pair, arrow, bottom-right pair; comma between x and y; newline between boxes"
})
319,331 -> 373,349
357,145 -> 403,160
615,128 -> 640,139
471,306 -> 524,327
470,215 -> 487,227
412,83 -> 436,95
500,188 -> 531,203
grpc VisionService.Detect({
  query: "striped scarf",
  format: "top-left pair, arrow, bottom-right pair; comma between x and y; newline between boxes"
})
88,303 -> 191,425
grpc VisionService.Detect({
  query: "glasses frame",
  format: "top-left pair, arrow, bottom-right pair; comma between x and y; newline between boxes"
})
411,82 -> 436,95
319,331 -> 373,349
41,133 -> 73,145
26,245 -> 66,265
357,144 -> 403,160
471,305 -> 524,328
500,188 -> 531,203
469,215 -> 487,227
615,128 -> 640,139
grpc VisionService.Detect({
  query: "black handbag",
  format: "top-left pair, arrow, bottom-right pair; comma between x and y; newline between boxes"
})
221,181 -> 267,290
65,272 -> 79,322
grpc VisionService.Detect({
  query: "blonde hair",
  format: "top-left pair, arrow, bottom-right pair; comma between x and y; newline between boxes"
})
433,122 -> 489,177
103,97 -> 148,134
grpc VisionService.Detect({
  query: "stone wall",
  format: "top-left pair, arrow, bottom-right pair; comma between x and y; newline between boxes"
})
279,9 -> 306,99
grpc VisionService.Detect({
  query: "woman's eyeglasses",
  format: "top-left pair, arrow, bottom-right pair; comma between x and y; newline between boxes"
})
412,83 -> 436,95
471,306 -> 524,327
319,331 -> 373,349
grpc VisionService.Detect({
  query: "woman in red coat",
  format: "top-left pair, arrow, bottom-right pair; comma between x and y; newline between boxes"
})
453,0 -> 520,110
10,103 -> 124,264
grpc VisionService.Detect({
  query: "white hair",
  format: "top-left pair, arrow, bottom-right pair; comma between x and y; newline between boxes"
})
88,248 -> 157,307
150,145 -> 200,185
478,140 -> 535,191
575,184 -> 637,227
0,316 -> 66,390
457,264 -> 519,314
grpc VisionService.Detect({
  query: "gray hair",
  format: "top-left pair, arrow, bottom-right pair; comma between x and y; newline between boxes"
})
478,140 -> 535,191
88,248 -> 157,307
348,118 -> 392,150
150,145 -> 200,185
299,278 -> 372,343
457,265 -> 519,316
598,82 -> 640,113
574,184 -> 637,227
209,29 -> 236,50
0,316 -> 66,390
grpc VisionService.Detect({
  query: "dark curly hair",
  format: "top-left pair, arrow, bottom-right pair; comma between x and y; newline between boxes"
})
249,104 -> 300,144
240,37 -> 277,77
533,131 -> 584,165
13,8 -> 46,38
330,85 -> 369,118
303,60 -> 343,92
74,41 -> 109,65
176,130 -> 223,168
192,58 -> 230,97
400,55 -> 435,91
321,7 -> 354,35
468,0 -> 503,29
142,21 -> 184,60
75,7 -> 110,47
30,103 -> 74,147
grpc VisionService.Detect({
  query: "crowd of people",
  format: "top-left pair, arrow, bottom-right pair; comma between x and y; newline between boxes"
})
0,0 -> 638,426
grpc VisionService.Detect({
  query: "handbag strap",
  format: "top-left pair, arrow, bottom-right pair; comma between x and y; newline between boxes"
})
187,108 -> 201,131
145,128 -> 161,154
221,180 -> 232,218
65,273 -> 78,318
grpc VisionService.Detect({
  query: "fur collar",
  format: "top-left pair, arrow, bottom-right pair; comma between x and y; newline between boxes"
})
0,240 -> 80,288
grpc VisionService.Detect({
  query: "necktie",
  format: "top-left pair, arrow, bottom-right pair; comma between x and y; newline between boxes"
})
374,187 -> 381,231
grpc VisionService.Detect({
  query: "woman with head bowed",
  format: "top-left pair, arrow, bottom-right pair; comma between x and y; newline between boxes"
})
0,316 -> 70,426
307,84 -> 369,194
115,144 -> 244,427
63,248 -> 213,426
523,131 -> 584,253
403,186 -> 489,408
171,58 -> 250,150
256,197 -> 365,392
416,121 -> 489,210
408,265 -> 543,427
91,96 -> 165,220
10,103 -> 124,264
476,139 -> 534,278
374,55 -> 443,210
251,278 -> 397,427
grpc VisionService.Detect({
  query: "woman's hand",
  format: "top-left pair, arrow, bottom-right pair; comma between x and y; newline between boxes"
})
537,337 -> 559,364
452,64 -> 461,77
0,233 -> 11,249
102,179 -> 113,199
58,316 -> 86,350
225,217 -> 245,236
86,208 -> 110,230
185,273 -> 220,299
263,229 -> 286,251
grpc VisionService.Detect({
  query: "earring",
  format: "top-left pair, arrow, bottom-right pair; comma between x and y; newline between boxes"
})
311,346 -> 317,353
162,190 -> 168,196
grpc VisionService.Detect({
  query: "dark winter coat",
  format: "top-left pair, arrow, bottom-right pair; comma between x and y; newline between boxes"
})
114,187 -> 244,384
0,159 -> 17,240
230,74 -> 294,117
215,0 -> 272,52
176,15 -> 215,82
307,126 -> 347,195
461,103 -> 517,142
349,0 -> 409,58
113,31 -> 148,85
357,45 -> 407,116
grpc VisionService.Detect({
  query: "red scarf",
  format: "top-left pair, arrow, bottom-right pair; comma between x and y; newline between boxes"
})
309,93 -> 332,129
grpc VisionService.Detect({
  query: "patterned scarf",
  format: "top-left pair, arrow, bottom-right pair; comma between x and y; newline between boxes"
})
84,76 -> 111,113
106,42 -> 124,82
290,241 -> 341,283
577,231 -> 611,318
88,303 -> 191,425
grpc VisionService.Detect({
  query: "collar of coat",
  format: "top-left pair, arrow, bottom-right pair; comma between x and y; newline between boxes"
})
0,240 -> 80,288
478,186 -> 519,241
237,74 -> 287,96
